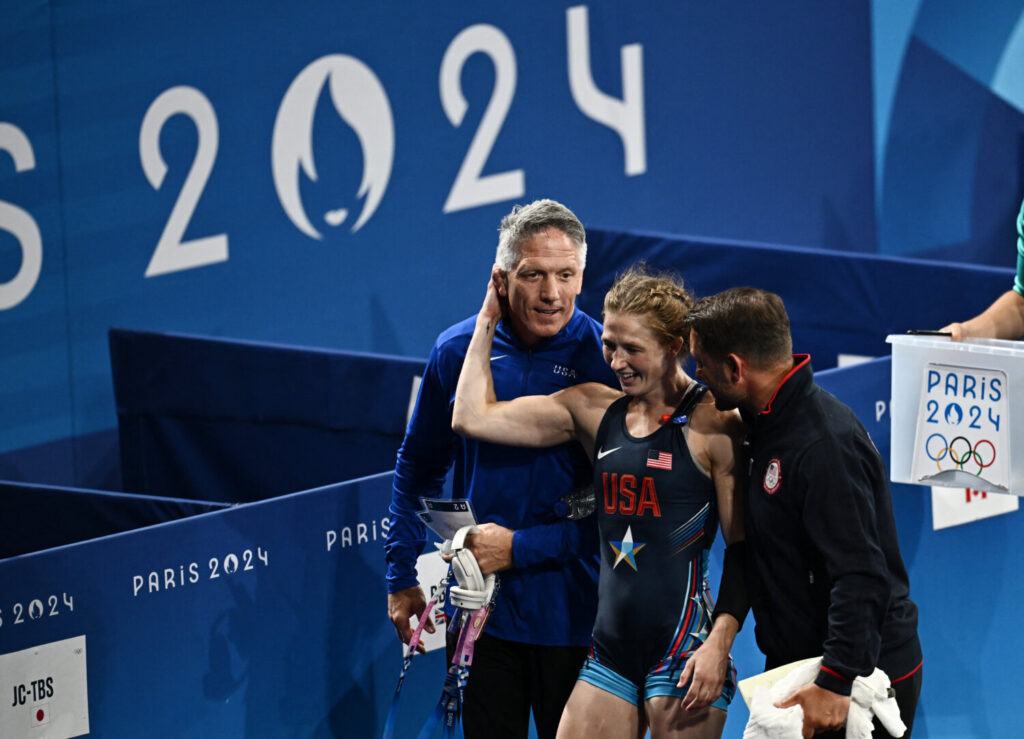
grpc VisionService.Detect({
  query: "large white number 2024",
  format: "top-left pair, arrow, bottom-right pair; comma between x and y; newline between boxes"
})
139,86 -> 228,277
0,123 -> 43,310
439,7 -> 646,214
567,5 -> 646,176
440,24 -> 522,213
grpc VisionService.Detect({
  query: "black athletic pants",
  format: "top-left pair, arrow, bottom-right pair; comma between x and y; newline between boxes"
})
446,630 -> 587,739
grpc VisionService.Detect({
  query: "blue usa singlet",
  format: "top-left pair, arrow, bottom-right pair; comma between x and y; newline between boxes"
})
590,383 -> 719,686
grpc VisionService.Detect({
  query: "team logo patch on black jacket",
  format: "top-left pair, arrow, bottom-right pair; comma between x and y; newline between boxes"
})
763,458 -> 782,494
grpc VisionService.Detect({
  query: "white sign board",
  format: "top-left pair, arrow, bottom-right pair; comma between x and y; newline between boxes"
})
931,485 -> 1020,530
0,636 -> 89,739
410,551 -> 450,654
910,364 -> 1009,491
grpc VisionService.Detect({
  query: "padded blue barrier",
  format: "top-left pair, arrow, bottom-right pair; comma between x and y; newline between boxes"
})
0,431 -> 124,493
109,329 -> 425,503
0,482 -> 227,559
0,473 -> 442,738
579,228 -> 1015,370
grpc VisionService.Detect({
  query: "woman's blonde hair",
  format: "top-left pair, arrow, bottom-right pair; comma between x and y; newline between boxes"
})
603,263 -> 694,349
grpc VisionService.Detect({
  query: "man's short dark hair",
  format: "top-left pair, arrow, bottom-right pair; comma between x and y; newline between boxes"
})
685,287 -> 792,368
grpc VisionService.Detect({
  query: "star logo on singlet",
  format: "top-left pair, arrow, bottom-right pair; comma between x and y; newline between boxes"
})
689,601 -> 711,643
609,525 -> 646,571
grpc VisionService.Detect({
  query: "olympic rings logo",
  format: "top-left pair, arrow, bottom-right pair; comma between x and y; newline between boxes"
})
924,434 -> 996,474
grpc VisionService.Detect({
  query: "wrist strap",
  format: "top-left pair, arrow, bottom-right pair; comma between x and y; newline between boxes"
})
712,541 -> 749,627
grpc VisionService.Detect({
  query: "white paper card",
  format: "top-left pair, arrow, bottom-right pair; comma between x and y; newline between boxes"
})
737,657 -> 818,708
417,497 -> 477,541
0,635 -> 89,739
910,364 -> 1009,492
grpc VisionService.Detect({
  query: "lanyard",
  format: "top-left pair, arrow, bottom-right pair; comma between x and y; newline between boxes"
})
383,574 -> 499,739
382,574 -> 447,739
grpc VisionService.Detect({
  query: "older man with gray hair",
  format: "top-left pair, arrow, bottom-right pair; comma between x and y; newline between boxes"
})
385,199 -> 618,738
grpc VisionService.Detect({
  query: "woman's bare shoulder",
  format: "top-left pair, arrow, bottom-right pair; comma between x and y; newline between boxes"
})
691,392 -> 744,437
557,381 -> 622,401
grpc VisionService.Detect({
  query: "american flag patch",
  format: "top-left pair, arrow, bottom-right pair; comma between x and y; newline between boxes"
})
646,450 -> 672,470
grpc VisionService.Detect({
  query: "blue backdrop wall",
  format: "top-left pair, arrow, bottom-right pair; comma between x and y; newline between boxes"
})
4,4 -> 1024,737
7,0 -> 1024,484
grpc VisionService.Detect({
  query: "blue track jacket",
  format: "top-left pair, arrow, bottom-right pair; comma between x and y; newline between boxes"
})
385,308 -> 618,646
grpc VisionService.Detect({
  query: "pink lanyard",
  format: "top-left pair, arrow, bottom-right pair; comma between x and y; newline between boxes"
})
383,574 -> 500,739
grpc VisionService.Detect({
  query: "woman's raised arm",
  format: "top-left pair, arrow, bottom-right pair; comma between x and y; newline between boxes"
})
452,271 -> 579,448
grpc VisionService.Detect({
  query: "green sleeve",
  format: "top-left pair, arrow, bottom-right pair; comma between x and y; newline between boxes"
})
1015,198 -> 1024,296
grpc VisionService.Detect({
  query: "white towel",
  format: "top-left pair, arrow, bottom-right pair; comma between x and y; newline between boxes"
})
743,657 -> 906,739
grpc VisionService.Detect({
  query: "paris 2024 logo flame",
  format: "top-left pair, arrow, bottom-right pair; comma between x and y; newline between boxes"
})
271,55 -> 394,239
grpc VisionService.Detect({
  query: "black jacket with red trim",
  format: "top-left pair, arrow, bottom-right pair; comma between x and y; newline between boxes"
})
741,355 -> 920,696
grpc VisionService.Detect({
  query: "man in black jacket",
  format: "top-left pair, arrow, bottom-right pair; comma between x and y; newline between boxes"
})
686,287 -> 922,738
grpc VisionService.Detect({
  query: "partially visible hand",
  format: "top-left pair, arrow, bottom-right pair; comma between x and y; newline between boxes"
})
465,522 -> 515,574
481,267 -> 503,323
677,632 -> 729,711
775,683 -> 850,739
939,322 -> 964,341
387,585 -> 432,653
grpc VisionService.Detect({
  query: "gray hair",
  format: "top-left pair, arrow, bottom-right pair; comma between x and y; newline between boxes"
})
495,199 -> 587,271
